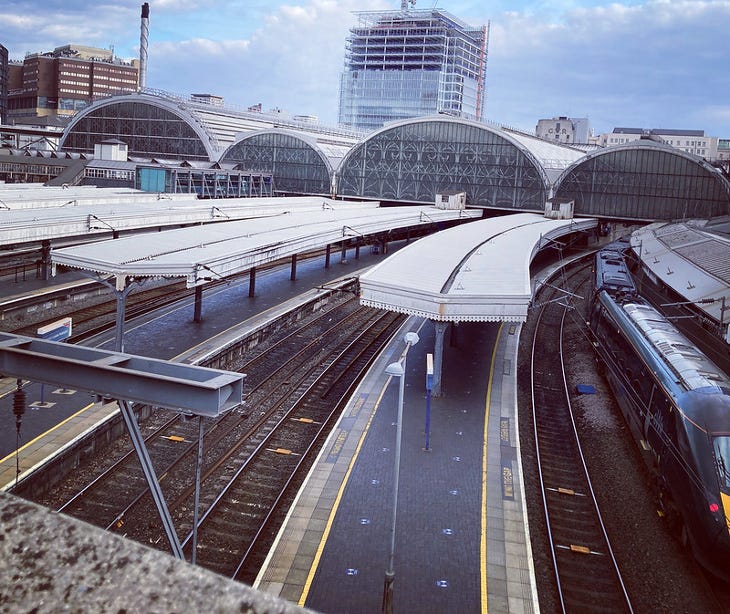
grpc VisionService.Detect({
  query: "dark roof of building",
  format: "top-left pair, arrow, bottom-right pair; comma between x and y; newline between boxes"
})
613,127 -> 705,137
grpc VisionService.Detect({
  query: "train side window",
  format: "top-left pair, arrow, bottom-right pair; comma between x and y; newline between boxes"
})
713,437 -> 730,490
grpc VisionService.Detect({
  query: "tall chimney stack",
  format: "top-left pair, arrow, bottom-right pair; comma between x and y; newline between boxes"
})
139,2 -> 149,90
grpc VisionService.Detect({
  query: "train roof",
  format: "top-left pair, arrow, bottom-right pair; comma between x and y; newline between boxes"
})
622,301 -> 730,392
595,249 -> 636,293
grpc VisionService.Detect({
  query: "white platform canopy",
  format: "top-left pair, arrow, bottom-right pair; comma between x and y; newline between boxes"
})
0,188 -> 392,247
631,220 -> 730,329
51,202 -> 482,289
359,213 -> 598,323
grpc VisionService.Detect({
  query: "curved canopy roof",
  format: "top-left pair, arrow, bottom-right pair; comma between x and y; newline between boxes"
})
555,139 -> 730,220
220,129 -> 351,196
630,219 -> 730,327
336,116 -> 573,210
359,212 -> 598,322
61,91 -> 362,162
51,201 -> 482,288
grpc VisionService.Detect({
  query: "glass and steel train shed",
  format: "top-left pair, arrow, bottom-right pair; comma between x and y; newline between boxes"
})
59,92 -> 730,221
554,139 -> 730,221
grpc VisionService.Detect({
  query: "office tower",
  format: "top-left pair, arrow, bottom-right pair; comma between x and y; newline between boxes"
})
338,6 -> 489,131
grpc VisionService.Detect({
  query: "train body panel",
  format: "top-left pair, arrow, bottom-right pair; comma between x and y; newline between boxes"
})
589,247 -> 730,580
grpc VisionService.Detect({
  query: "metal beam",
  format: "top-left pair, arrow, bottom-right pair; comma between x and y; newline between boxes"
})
0,333 -> 244,417
119,399 -> 184,559
0,332 -> 245,561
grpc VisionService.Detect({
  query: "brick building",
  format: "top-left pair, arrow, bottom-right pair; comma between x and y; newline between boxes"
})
7,45 -> 138,125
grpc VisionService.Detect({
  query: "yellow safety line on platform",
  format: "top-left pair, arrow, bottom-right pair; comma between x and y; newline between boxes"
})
298,320 -> 427,607
0,402 -> 96,466
298,377 -> 391,607
481,323 -> 503,614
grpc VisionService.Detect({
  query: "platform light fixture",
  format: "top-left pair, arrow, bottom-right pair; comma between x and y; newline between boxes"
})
382,331 -> 418,614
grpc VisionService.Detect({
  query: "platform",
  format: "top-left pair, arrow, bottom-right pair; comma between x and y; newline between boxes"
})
254,317 -> 538,613
1,235 -> 540,612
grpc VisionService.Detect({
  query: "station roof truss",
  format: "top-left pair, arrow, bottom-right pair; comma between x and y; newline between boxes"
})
631,219 -> 730,327
220,129 -> 349,196
554,139 -> 730,221
51,201 -> 482,288
336,116 -> 584,211
60,91 -> 363,163
359,212 -> 598,323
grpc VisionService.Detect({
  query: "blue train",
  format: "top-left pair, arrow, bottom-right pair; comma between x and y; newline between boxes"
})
589,246 -> 730,580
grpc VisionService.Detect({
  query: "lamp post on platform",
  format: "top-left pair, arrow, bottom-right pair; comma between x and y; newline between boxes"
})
382,331 -> 419,614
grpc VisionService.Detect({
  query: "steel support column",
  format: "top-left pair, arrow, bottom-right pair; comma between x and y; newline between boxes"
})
40,240 -> 51,281
432,321 -> 448,397
193,285 -> 203,323
113,277 -> 136,353
249,267 -> 256,297
290,255 -> 298,281
119,399 -> 184,559
325,245 -> 331,269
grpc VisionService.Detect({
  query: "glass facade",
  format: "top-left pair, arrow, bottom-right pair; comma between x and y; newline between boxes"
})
62,100 -> 211,160
555,145 -> 730,220
221,132 -> 333,196
336,119 -> 547,210
339,70 -> 442,132
338,9 -> 488,130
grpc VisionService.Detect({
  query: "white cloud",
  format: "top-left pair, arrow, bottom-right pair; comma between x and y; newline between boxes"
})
479,0 -> 730,134
1,0 -> 728,136
148,0 -> 390,121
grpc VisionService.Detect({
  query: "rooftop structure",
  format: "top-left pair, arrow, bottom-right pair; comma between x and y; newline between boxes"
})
338,8 -> 488,131
554,138 -> 730,221
359,212 -> 597,323
535,116 -> 593,145
597,127 -> 718,159
631,218 -> 730,340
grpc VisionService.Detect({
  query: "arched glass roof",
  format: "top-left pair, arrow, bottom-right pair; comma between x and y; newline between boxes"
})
336,117 -> 572,210
61,94 -> 217,161
220,130 -> 340,196
554,140 -> 730,221
60,91 -> 362,163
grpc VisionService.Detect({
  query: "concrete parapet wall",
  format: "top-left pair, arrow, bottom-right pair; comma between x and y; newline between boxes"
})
0,491 -> 311,613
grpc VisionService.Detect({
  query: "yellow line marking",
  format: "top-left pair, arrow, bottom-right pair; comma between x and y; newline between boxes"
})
298,376 -> 392,607
481,322 -> 503,614
0,402 -> 97,466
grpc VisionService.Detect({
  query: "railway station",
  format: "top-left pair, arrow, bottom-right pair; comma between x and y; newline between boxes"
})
1,90 -> 730,611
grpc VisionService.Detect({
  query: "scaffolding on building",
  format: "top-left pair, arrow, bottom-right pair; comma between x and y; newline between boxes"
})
339,9 -> 489,130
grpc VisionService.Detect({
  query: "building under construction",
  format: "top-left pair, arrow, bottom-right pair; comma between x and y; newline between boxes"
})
338,4 -> 489,131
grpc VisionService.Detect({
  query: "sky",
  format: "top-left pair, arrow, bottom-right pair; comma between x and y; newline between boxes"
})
2,0 -> 729,137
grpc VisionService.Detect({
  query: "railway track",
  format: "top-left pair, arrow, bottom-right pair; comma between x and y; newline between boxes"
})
529,260 -> 634,613
7,277 -> 206,342
44,296 -> 405,581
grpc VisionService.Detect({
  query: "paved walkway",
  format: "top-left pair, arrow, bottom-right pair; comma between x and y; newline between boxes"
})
255,318 -> 538,613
